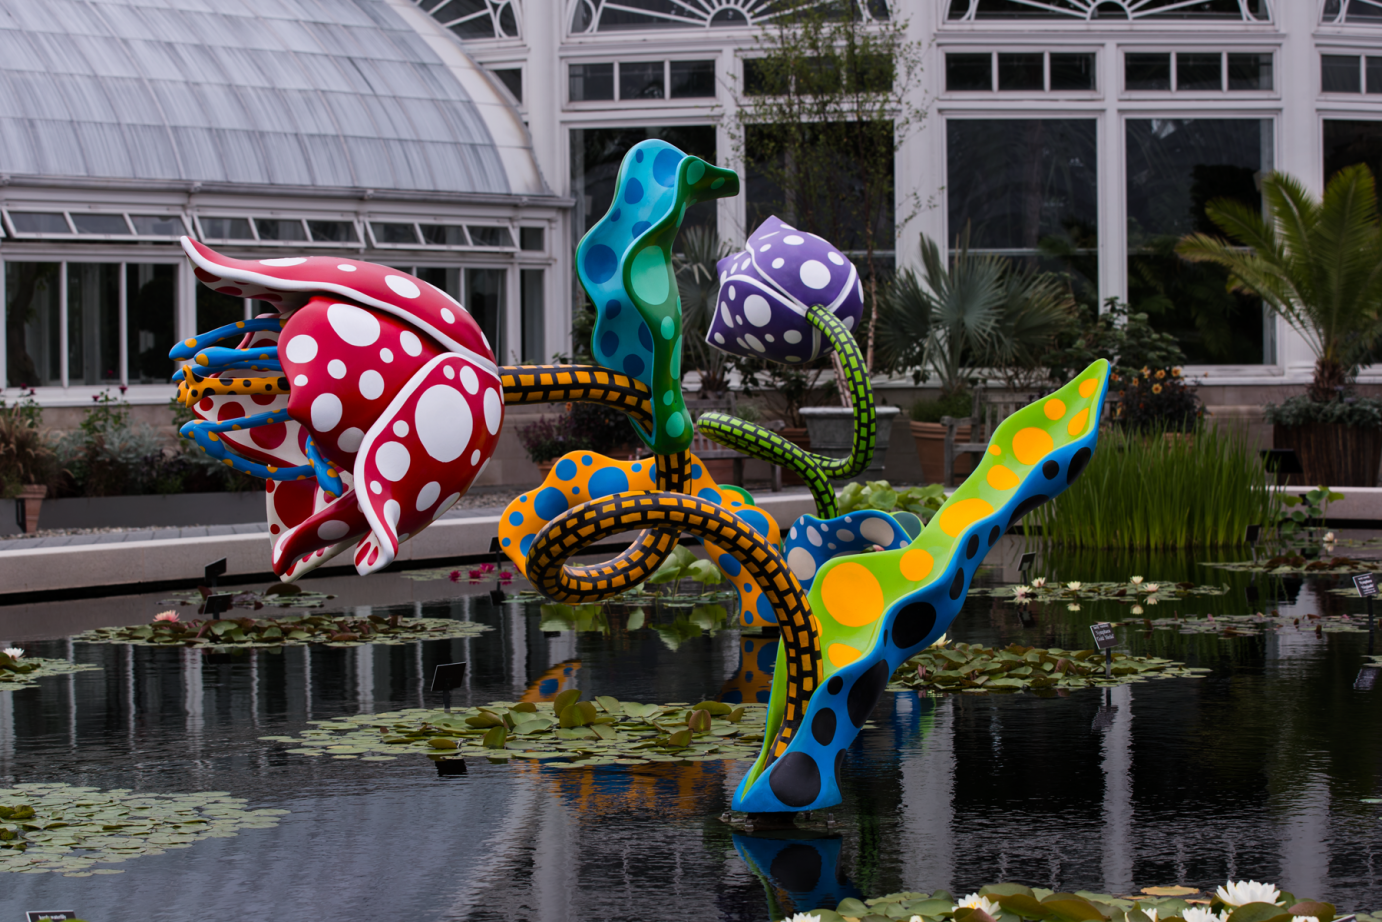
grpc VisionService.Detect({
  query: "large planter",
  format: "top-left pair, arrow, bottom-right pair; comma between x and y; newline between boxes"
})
15,484 -> 47,535
910,421 -> 972,485
799,406 -> 901,483
1274,423 -> 1382,486
778,427 -> 810,486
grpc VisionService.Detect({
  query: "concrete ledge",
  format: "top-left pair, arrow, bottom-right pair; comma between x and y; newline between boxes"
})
0,491 -> 265,536
0,490 -> 820,597
1279,485 -> 1382,523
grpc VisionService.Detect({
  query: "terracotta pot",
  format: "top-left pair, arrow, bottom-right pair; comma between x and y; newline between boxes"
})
703,458 -> 738,485
15,484 -> 46,535
800,406 -> 902,483
779,427 -> 809,486
910,420 -> 972,485
1274,423 -> 1382,486
535,460 -> 555,480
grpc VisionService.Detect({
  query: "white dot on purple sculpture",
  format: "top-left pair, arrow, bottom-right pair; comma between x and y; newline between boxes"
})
785,355 -> 802,362
745,334 -> 766,353
714,332 -> 725,344
728,285 -> 737,300
765,334 -> 775,342
843,315 -> 856,330
736,316 -> 743,324
743,294 -> 771,327
784,235 -> 805,245
799,260 -> 831,289
759,244 -> 771,252
772,258 -> 785,269
720,302 -> 733,326
784,330 -> 803,344
828,252 -> 846,266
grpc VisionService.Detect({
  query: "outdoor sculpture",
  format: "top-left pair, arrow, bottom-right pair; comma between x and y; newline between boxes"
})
171,139 -> 1109,814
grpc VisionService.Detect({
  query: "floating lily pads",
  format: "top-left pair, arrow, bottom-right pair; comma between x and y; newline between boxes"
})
397,564 -> 517,584
803,885 -> 1354,922
888,642 -> 1208,695
0,783 -> 288,876
263,691 -> 769,768
1205,555 -> 1382,575
0,652 -> 100,689
1137,612 -> 1369,636
160,585 -> 336,611
972,580 -> 1229,606
72,613 -> 491,648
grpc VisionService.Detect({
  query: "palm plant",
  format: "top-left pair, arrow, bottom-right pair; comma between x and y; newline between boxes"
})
674,225 -> 735,396
874,230 -> 1076,395
1176,165 -> 1382,403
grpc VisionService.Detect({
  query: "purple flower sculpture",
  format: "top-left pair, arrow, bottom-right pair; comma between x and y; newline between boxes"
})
706,216 -> 863,365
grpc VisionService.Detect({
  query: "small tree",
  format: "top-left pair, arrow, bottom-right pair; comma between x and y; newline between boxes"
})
731,1 -> 925,371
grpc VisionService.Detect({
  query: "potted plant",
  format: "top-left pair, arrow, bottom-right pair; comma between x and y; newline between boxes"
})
875,231 -> 1076,484
515,415 -> 575,479
1177,164 -> 1382,485
0,397 -> 56,534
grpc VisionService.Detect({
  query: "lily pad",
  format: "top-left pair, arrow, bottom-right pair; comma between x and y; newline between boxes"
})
0,783 -> 287,875
973,579 -> 1229,606
1137,613 -> 1368,636
160,587 -> 336,610
72,614 -> 491,649
264,692 -> 769,768
0,654 -> 100,689
888,642 -> 1208,695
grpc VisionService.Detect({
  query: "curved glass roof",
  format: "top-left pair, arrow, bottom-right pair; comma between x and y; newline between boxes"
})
0,0 -> 533,196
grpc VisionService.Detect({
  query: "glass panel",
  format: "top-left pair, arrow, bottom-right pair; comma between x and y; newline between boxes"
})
200,217 -> 254,240
670,60 -> 716,98
467,226 -> 514,247
130,215 -> 186,236
521,269 -> 544,363
307,221 -> 358,243
71,214 -> 131,236
945,53 -> 992,91
1324,119 -> 1382,203
414,267 -> 461,304
490,68 -> 522,102
126,264 -> 177,385
1228,53 -> 1273,91
998,53 -> 1043,91
569,63 -> 614,101
946,119 -> 1098,304
420,225 -> 468,246
197,284 -> 245,339
466,268 -> 505,360
371,223 -> 421,245
1176,53 -> 1222,91
951,0 -> 1266,18
572,126 -> 718,236
1368,57 -> 1382,94
519,227 -> 545,251
619,62 -> 665,100
67,263 -> 121,385
1322,55 -> 1361,94
1126,118 -> 1273,365
743,59 -> 786,97
1125,53 -> 1171,91
9,213 -> 70,235
5,262 -> 61,387
255,219 -> 309,242
1050,53 -> 1095,91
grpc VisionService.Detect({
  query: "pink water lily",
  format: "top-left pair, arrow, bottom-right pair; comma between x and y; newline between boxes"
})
154,611 -> 180,623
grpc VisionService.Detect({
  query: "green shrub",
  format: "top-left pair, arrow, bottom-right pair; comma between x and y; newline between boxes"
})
908,391 -> 971,423
1029,424 -> 1278,548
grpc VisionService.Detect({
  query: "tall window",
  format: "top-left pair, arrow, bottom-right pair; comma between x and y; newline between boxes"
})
521,269 -> 545,363
6,261 -> 176,388
1325,120 -> 1382,195
946,119 -> 1098,303
570,126 -> 718,236
947,0 -> 1268,20
1125,118 -> 1273,365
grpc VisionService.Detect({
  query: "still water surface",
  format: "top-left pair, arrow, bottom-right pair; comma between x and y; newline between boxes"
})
1,544 -> 1380,920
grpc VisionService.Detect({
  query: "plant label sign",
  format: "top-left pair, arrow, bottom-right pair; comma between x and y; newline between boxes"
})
1018,552 -> 1036,572
1354,573 -> 1378,598
204,557 -> 227,587
202,593 -> 235,617
431,662 -> 467,693
1090,622 -> 1118,650
27,912 -> 78,922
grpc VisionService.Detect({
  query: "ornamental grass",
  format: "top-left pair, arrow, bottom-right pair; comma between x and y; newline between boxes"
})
1029,424 -> 1277,549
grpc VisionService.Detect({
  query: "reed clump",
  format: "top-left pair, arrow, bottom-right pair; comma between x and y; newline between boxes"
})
1030,424 -> 1278,548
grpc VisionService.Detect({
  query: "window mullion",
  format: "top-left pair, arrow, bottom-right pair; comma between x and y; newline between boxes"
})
59,261 -> 68,389
118,262 -> 128,387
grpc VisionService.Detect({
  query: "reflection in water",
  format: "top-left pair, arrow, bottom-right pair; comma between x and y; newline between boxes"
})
734,833 -> 863,918
0,568 -> 1378,918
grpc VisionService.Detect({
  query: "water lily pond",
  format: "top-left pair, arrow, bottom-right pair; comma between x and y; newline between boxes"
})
1,539 -> 1381,921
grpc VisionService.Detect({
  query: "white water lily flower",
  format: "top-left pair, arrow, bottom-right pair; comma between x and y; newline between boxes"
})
1146,597 -> 1159,606
1215,880 -> 1281,906
1130,576 -> 1144,585
953,894 -> 1000,915
783,913 -> 821,922
1031,577 -> 1047,588
1131,604 -> 1145,615
1013,586 -> 1030,598
1294,917 -> 1319,922
1142,909 -> 1159,922
1144,583 -> 1160,593
3,647 -> 23,660
1068,603 -> 1081,611
1182,908 -> 1224,922
1067,581 -> 1082,590
1324,532 -> 1336,543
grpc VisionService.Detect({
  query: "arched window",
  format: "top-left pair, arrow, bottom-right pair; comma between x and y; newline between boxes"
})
946,0 -> 1269,21
413,0 -> 521,40
568,0 -> 889,34
1324,0 -> 1382,23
